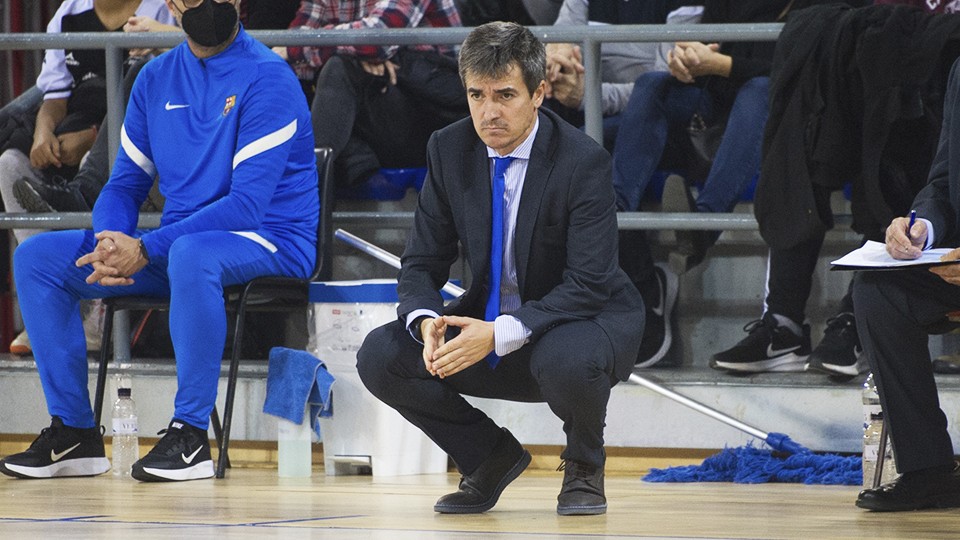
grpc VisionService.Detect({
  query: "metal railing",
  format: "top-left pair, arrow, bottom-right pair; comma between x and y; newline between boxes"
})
0,23 -> 788,232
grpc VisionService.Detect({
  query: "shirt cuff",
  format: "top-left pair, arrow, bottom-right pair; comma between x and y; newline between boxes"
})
406,309 -> 440,343
919,218 -> 935,250
494,315 -> 532,357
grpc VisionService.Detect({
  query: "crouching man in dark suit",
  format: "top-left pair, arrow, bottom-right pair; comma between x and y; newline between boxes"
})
356,21 -> 644,516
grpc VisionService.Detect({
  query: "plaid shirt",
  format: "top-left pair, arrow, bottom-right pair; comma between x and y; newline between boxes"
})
286,0 -> 461,79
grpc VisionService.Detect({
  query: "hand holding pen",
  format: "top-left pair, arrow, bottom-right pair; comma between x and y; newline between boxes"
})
885,209 -> 926,260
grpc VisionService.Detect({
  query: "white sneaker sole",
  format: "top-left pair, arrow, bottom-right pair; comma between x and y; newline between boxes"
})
819,351 -> 867,377
137,459 -> 214,482
2,457 -> 109,478
714,353 -> 810,373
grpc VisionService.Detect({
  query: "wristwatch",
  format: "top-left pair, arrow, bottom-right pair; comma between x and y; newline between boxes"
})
138,238 -> 150,263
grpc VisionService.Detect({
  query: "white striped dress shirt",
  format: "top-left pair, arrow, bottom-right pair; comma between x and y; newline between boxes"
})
406,119 -> 540,357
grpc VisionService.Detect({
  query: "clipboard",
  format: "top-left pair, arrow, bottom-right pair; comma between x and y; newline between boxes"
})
830,241 -> 960,271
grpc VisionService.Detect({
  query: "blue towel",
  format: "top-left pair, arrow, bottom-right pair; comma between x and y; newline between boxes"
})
263,347 -> 335,438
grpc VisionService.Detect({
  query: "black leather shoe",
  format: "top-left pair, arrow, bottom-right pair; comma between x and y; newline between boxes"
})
856,462 -> 960,511
434,428 -> 531,514
14,175 -> 91,213
556,459 -> 606,515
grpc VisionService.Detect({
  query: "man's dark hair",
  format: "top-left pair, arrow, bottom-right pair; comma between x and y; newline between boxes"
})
458,21 -> 546,96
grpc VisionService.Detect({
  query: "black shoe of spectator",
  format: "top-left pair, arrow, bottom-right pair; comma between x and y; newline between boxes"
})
635,263 -> 679,368
711,312 -> 810,373
808,312 -> 865,381
856,462 -> 960,512
14,175 -> 91,213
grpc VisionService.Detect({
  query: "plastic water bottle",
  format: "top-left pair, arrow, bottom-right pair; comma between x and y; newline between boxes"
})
111,386 -> 139,477
277,408 -> 313,478
862,373 -> 897,487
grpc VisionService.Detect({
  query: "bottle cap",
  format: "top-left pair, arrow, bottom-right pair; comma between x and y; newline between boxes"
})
118,387 -> 132,398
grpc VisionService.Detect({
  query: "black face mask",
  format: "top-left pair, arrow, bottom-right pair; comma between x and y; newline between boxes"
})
179,0 -> 238,48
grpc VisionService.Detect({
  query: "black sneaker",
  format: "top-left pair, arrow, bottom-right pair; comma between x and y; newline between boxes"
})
711,312 -> 811,373
808,312 -> 865,380
636,263 -> 679,368
131,419 -> 214,482
0,417 -> 109,479
13,175 -> 90,213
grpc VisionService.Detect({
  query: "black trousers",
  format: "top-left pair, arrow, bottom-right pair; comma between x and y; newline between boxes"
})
853,269 -> 960,473
764,182 -> 859,323
311,52 -> 466,187
356,318 -> 619,474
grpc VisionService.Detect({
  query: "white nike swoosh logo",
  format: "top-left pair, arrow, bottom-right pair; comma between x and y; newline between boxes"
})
50,443 -> 81,462
165,101 -> 190,111
651,280 -> 666,317
767,343 -> 801,357
182,447 -> 203,464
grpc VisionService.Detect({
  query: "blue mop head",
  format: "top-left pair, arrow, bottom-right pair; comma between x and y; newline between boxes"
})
643,443 -> 862,485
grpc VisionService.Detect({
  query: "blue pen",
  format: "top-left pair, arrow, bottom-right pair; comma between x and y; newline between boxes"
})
908,209 -> 917,240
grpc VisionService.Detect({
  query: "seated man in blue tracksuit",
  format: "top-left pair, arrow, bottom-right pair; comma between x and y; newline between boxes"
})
0,0 -> 318,482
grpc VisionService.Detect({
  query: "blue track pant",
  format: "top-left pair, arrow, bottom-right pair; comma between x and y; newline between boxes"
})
14,229 -> 311,430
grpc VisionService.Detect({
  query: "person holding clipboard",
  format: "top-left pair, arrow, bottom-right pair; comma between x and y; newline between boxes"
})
852,59 -> 960,511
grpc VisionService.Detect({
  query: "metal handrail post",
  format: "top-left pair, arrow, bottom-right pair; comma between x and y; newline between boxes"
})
581,37 -> 603,144
104,45 -> 124,171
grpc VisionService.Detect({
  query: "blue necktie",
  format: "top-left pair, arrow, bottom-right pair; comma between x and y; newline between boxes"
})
483,156 -> 515,368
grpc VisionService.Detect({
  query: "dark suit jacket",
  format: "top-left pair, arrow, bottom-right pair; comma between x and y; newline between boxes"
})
396,107 -> 644,381
914,56 -> 960,246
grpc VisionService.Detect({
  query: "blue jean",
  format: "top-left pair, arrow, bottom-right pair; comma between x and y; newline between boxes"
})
612,71 -> 769,213
14,229 -> 309,430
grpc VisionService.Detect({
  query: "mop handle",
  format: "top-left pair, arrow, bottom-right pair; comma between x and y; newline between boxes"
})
627,373 -> 768,441
335,228 -> 776,446
334,229 -> 465,297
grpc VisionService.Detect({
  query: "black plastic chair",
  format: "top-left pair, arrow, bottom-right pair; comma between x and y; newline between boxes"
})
92,147 -> 334,478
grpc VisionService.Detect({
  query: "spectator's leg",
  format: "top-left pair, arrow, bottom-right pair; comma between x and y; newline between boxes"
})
312,56 -> 381,186
0,149 -> 46,244
764,233 -> 825,326
763,182 -> 834,326
696,76 -> 769,214
75,58 -> 148,202
611,71 -> 697,212
355,76 -> 436,170
613,73 -> 697,366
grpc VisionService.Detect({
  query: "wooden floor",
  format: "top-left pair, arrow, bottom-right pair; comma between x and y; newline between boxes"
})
2,466 -> 960,539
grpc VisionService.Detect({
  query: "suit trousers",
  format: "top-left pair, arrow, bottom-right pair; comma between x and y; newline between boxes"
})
853,269 -> 960,473
356,318 -> 619,474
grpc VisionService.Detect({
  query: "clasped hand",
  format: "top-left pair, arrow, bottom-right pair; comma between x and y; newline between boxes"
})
667,41 -> 724,83
420,315 -> 495,378
75,231 -> 148,286
544,43 -> 585,108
